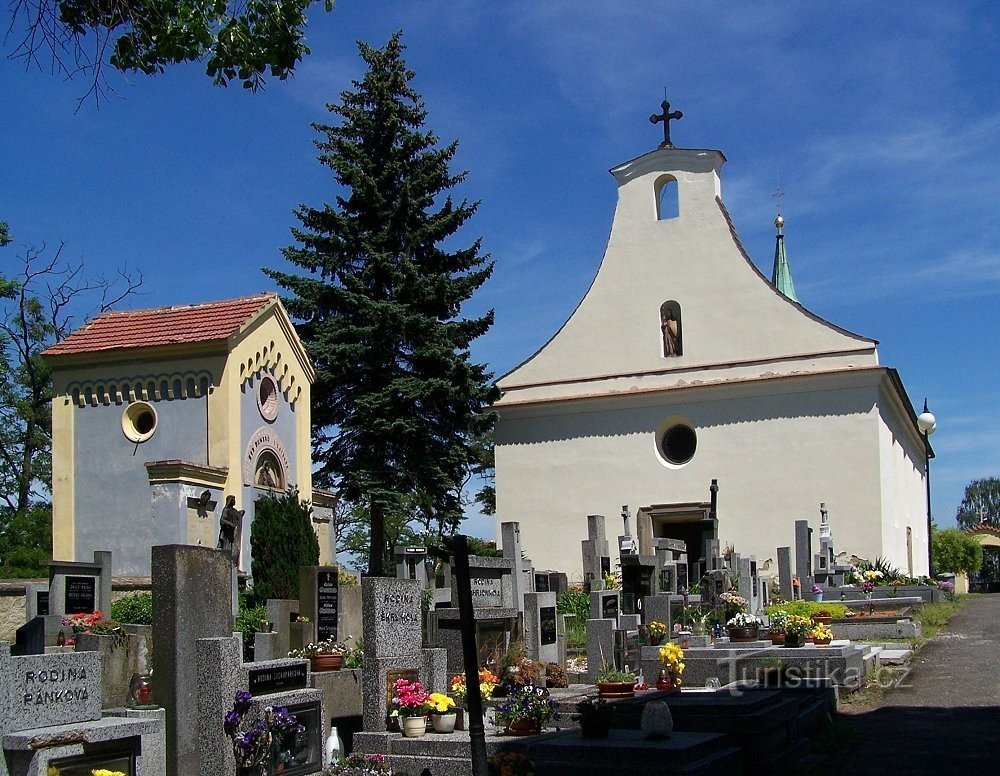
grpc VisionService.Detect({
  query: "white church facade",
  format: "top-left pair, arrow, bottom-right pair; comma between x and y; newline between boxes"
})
493,136 -> 930,581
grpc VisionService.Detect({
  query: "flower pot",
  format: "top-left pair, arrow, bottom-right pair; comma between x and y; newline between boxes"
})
504,718 -> 542,736
783,633 -> 806,648
596,680 -> 635,699
309,654 -> 344,672
811,614 -> 832,625
813,637 -> 832,646
431,712 -> 457,733
812,592 -> 824,602
767,632 -> 786,645
727,626 -> 760,643
649,635 -> 663,646
401,715 -> 428,738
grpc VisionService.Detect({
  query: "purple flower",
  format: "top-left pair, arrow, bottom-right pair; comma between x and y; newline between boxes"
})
234,690 -> 253,713
223,710 -> 242,734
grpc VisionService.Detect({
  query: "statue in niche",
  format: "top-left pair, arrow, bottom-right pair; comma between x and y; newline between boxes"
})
255,454 -> 282,489
661,306 -> 681,356
217,495 -> 245,564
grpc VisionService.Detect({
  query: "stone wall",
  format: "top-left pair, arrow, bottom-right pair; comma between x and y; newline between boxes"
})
0,577 -> 151,642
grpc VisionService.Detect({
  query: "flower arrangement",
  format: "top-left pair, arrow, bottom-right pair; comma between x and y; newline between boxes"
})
726,612 -> 763,628
494,684 -> 556,725
390,678 -> 430,718
810,585 -> 823,595
487,751 -> 535,776
809,623 -> 833,641
602,570 -> 621,590
782,614 -> 813,637
288,637 -> 349,659
223,691 -> 303,774
61,610 -> 128,650
719,590 -> 748,617
322,752 -> 391,775
449,668 -> 498,702
427,692 -> 456,715
92,771 -> 127,776
647,621 -> 668,638
937,579 -> 956,600
657,642 -> 685,689
595,663 -> 635,683
768,610 -> 789,632
344,639 -> 364,669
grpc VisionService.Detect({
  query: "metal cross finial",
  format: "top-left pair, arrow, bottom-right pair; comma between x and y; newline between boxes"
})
650,97 -> 683,149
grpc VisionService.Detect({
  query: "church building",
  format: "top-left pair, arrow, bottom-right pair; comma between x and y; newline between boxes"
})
43,293 -> 336,576
493,112 -> 930,581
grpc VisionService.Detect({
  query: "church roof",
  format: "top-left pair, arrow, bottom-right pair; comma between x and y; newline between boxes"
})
43,293 -> 276,357
771,216 -> 799,302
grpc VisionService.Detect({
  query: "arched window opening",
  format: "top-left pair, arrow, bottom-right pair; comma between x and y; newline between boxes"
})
655,175 -> 679,220
660,301 -> 683,357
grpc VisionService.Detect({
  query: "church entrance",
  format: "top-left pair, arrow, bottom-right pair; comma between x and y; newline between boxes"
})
636,503 -> 718,589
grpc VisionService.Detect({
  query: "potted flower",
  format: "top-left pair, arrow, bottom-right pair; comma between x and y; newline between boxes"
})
656,642 -> 685,691
495,684 -> 555,736
726,612 -> 763,642
782,614 -> 813,648
574,697 -> 612,739
767,610 -> 788,644
595,663 -> 637,698
449,668 -> 498,730
323,752 -> 391,775
288,637 -> 349,672
646,620 -> 668,646
62,610 -> 128,650
427,692 -> 458,733
390,677 -> 431,738
719,590 -> 749,619
223,691 -> 304,776
809,622 -> 833,646
811,584 -> 824,602
811,609 -> 833,626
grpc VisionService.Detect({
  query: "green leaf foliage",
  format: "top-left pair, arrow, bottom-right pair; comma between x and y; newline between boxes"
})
955,477 -> 1000,529
249,487 -> 319,604
931,528 -> 983,574
111,591 -> 153,624
265,32 -> 498,575
11,0 -> 332,91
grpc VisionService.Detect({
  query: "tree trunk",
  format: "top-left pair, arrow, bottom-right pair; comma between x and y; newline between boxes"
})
368,500 -> 386,577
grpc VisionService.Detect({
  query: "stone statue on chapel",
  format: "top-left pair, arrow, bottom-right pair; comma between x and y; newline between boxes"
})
661,305 -> 681,356
217,495 -> 245,564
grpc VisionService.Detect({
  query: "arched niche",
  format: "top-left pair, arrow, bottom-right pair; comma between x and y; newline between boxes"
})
655,174 -> 679,220
660,301 -> 683,356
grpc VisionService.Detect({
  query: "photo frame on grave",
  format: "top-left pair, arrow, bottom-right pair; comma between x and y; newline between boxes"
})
600,557 -> 611,577
65,576 -> 96,614
49,741 -> 137,776
539,606 -> 557,646
714,578 -> 725,595
601,594 -> 619,620
660,568 -> 674,594
676,563 -> 688,592
534,572 -> 550,592
271,700 -> 322,776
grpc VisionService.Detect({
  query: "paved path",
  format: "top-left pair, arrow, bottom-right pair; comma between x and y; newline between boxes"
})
805,594 -> 1000,775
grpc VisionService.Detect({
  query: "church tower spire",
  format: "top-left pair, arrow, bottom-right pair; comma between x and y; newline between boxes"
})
771,212 -> 799,303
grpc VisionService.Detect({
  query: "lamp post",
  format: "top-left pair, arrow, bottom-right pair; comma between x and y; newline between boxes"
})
916,399 -> 937,577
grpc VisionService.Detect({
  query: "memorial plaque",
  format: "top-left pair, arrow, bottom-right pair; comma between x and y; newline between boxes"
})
36,590 -> 49,617
248,663 -> 308,695
273,700 -> 322,776
534,572 -> 550,592
601,594 -> 618,620
316,570 -> 339,642
539,606 -> 557,646
65,576 -> 96,614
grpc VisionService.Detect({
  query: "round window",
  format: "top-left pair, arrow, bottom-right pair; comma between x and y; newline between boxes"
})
661,424 -> 697,465
257,375 -> 279,421
122,402 -> 158,443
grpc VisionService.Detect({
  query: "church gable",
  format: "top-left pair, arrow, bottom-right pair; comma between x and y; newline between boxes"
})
497,147 -> 877,406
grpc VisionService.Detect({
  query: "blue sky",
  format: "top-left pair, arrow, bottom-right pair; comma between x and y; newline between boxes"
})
3,1 -> 997,540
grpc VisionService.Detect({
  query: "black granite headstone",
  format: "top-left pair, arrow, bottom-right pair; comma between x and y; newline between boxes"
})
36,590 -> 49,617
316,570 -> 339,642
11,616 -> 45,656
601,594 -> 619,620
534,572 -> 550,592
539,606 -> 557,646
65,576 -> 96,614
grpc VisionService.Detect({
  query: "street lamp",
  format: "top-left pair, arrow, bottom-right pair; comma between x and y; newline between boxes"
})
916,398 -> 937,577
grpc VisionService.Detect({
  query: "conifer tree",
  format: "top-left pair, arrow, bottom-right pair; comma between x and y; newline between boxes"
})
265,32 -> 497,576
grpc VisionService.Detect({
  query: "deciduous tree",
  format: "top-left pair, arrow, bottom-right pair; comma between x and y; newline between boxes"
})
955,477 -> 1000,529
265,33 -> 498,576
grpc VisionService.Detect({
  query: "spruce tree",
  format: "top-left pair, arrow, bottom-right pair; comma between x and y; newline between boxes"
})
265,32 -> 497,576
249,488 -> 320,603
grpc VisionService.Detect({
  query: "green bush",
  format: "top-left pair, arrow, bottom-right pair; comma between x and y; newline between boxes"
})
235,600 -> 268,660
249,487 -> 320,605
765,600 -> 849,620
932,529 -> 983,574
557,590 -> 590,621
111,592 -> 153,625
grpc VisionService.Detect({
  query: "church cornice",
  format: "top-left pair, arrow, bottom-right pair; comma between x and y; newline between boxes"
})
145,460 -> 229,486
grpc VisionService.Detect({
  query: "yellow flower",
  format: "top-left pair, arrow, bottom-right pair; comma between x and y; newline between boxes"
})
91,771 -> 127,776
658,643 -> 684,667
427,692 -> 455,713
480,681 -> 496,700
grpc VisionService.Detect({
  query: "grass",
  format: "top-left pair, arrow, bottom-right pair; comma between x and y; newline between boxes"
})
911,595 -> 968,642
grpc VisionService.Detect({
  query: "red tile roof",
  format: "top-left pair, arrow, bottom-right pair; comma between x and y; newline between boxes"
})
43,293 -> 276,357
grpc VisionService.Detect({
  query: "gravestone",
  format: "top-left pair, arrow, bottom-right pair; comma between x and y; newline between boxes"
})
794,519 -> 813,592
360,577 -> 446,733
151,544 -> 234,776
777,547 -> 793,600
25,584 -> 49,620
620,554 -> 656,615
11,618 -> 45,656
394,547 -> 430,588
523,592 -> 559,665
300,565 -> 340,643
581,514 -> 611,591
590,589 -> 620,624
47,551 -> 112,618
501,521 -> 526,613
585,619 -> 615,682
0,644 -> 164,776
534,572 -> 551,592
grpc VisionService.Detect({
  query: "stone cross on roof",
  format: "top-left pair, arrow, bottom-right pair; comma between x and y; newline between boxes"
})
650,98 -> 683,149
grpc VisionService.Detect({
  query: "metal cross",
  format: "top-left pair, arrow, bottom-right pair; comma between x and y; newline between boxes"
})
650,98 -> 683,149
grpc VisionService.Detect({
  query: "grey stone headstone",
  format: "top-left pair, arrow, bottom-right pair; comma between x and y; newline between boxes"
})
794,519 -> 813,589
25,584 -> 49,621
585,619 -> 615,682
523,592 -> 559,664
362,577 -> 422,660
151,545 -> 234,776
777,547 -> 793,600
501,522 -> 525,612
264,599 -> 301,658
548,572 -> 568,594
581,538 -> 599,590
642,594 -> 673,631
0,647 -> 101,735
618,613 -> 641,631
452,555 -> 514,610
590,590 -> 620,623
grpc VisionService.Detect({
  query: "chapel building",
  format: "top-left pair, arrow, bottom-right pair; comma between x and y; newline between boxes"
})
493,130 -> 930,581
43,293 -> 336,576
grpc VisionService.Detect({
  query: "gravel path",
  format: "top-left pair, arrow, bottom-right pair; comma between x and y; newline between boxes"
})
803,594 -> 1000,775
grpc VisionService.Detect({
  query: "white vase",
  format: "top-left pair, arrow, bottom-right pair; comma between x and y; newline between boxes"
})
640,700 -> 673,740
401,715 -> 428,738
432,712 -> 457,733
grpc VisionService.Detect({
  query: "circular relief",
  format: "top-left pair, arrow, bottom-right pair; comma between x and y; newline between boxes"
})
661,424 -> 697,465
257,375 -> 279,422
122,402 -> 158,443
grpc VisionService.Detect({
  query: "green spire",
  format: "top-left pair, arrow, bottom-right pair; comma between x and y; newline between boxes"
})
771,215 -> 799,303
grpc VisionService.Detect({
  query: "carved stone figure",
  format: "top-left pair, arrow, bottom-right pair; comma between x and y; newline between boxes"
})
661,309 -> 680,356
217,495 -> 245,564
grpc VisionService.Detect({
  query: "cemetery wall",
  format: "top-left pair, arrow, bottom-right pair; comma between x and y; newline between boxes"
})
0,578 -> 152,642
